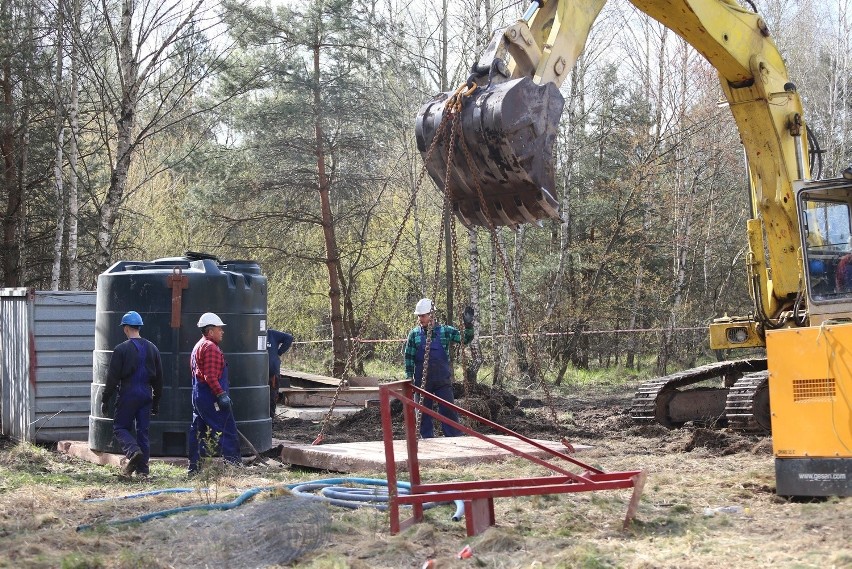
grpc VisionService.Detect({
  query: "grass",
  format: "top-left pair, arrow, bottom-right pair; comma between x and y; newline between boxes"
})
0,373 -> 849,568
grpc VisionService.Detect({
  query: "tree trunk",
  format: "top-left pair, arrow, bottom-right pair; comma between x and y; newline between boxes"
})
313,43 -> 346,377
544,63 -> 580,324
95,0 -> 205,274
67,0 -> 80,290
337,264 -> 364,376
464,227 -> 483,386
97,0 -> 138,273
50,0 -> 66,290
510,224 -> 527,373
489,236 -> 503,386
0,0 -> 21,287
657,38 -> 692,376
16,2 -> 33,284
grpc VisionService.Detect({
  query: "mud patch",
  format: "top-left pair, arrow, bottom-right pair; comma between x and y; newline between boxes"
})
273,380 -> 771,459
275,381 -> 563,444
664,428 -> 768,456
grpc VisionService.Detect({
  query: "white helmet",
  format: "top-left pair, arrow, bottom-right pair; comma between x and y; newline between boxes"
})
197,312 -> 226,328
414,298 -> 434,315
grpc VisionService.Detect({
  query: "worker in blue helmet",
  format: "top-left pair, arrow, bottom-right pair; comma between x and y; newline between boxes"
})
100,310 -> 163,478
266,329 -> 294,417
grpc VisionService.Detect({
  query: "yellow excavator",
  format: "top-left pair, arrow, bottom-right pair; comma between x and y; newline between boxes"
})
415,0 -> 851,497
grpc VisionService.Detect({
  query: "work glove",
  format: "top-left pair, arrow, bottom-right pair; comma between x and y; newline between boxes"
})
462,306 -> 475,328
217,393 -> 232,410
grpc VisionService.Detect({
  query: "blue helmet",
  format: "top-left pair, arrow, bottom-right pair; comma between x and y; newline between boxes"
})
120,311 -> 144,327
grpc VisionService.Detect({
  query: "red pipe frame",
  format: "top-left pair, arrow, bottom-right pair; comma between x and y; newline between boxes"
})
380,380 -> 647,536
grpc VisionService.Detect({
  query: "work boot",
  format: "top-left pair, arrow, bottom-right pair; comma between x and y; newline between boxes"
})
122,450 -> 143,477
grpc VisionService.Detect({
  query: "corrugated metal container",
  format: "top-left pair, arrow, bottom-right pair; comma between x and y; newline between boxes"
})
0,289 -> 96,443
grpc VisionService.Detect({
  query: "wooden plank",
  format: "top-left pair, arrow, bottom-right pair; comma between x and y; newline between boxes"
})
278,406 -> 362,420
281,387 -> 379,407
57,441 -> 188,467
280,435 -> 590,473
278,369 -> 382,388
279,369 -> 342,387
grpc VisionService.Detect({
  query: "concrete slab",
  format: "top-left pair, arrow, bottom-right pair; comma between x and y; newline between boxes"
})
280,435 -> 590,473
57,440 -> 188,468
276,405 -> 362,420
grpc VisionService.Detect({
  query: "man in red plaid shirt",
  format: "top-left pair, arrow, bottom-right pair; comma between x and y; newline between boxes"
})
187,312 -> 241,474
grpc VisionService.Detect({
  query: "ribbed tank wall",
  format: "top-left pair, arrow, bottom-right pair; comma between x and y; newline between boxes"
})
89,255 -> 270,456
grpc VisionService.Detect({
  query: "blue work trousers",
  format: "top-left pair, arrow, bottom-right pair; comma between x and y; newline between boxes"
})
112,338 -> 153,473
113,393 -> 152,472
188,368 -> 240,469
418,382 -> 463,438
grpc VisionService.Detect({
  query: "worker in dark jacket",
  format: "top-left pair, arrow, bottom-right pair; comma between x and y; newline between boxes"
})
100,310 -> 163,477
403,298 -> 474,438
187,312 -> 241,474
267,329 -> 294,417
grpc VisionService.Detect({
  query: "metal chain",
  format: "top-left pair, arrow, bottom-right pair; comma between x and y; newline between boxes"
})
448,202 -> 470,393
454,114 -> 562,429
311,106 -> 454,445
417,89 -> 468,437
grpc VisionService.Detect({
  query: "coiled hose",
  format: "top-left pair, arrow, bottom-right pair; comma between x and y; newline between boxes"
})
76,477 -> 464,531
289,477 -> 465,520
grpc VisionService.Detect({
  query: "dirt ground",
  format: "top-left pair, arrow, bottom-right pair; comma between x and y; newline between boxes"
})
0,380 -> 849,568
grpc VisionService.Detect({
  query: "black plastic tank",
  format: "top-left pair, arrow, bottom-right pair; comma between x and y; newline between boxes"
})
89,252 -> 271,456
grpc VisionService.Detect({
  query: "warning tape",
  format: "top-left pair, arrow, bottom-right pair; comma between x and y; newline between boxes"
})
290,326 -> 706,346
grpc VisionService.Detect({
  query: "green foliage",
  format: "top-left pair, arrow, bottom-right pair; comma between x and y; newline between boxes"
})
0,443 -> 116,491
195,430 -> 225,504
60,553 -> 105,569
558,545 -> 618,569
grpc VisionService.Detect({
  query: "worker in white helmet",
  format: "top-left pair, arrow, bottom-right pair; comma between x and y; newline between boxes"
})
403,298 -> 475,438
187,312 -> 240,474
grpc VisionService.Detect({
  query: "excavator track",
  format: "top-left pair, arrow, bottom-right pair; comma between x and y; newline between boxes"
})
630,358 -> 767,429
724,371 -> 771,433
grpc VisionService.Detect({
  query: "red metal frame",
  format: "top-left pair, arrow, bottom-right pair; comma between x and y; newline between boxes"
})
379,380 -> 646,536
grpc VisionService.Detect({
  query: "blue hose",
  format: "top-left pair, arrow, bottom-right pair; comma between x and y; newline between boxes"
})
82,488 -> 196,502
76,487 -> 266,532
76,477 -> 465,531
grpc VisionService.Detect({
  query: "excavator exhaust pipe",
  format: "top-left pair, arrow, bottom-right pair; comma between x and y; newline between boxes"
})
415,77 -> 564,228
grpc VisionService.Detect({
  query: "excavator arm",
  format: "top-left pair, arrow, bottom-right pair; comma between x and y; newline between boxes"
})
416,0 -> 808,326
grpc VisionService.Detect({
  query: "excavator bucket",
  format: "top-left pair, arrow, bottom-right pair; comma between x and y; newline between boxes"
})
415,77 -> 564,228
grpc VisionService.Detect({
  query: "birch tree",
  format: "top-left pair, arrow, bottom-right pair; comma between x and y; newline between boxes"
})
67,0 -> 81,289
50,0 -> 66,290
82,0 -> 225,273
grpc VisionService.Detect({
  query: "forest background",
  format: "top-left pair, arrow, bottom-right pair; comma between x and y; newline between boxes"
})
2,0 -> 850,385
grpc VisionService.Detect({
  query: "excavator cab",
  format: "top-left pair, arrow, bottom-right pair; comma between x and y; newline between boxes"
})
798,179 -> 852,315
